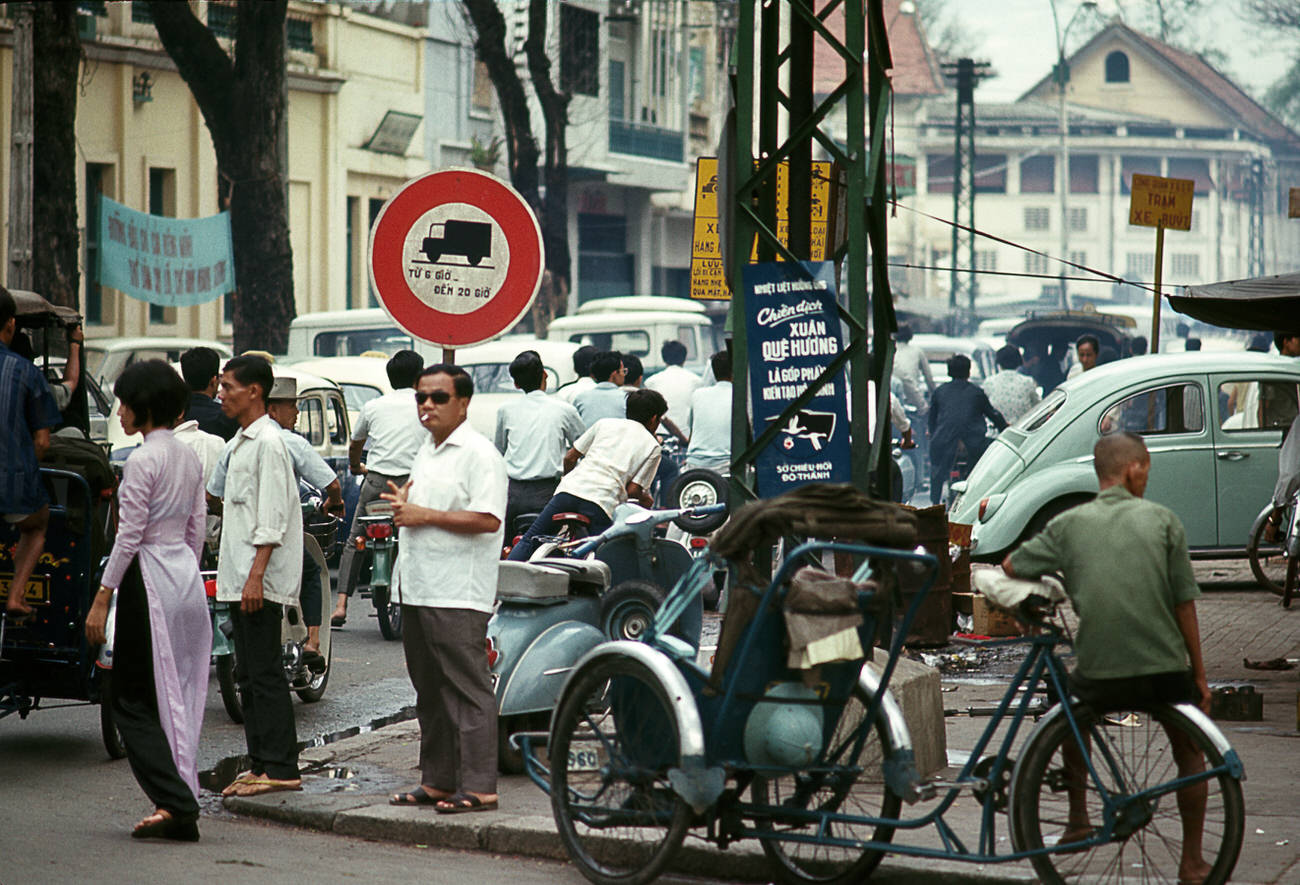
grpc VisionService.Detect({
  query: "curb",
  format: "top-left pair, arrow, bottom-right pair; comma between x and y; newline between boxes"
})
223,793 -> 1033,883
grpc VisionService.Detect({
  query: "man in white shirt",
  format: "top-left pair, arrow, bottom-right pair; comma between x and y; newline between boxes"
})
646,340 -> 702,430
494,350 -> 585,536
555,345 -> 597,404
685,351 -> 733,473
332,350 -> 425,626
225,377 -> 345,668
383,364 -> 506,813
572,350 -> 629,428
894,324 -> 934,490
508,388 -> 667,562
210,356 -> 304,797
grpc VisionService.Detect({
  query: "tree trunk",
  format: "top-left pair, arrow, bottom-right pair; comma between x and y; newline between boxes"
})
31,2 -> 80,310
149,0 -> 294,353
525,0 -> 572,335
462,0 -> 574,337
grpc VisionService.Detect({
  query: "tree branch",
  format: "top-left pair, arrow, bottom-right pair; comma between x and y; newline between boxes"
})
147,1 -> 235,148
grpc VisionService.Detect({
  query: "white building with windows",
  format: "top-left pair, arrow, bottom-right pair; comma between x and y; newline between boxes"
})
904,21 -> 1300,314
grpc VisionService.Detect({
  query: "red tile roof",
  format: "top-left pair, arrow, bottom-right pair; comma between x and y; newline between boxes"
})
812,0 -> 946,99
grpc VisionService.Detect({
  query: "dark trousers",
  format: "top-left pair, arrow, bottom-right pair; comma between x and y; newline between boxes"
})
505,476 -> 559,540
507,492 -> 611,561
929,436 -> 989,505
111,559 -> 199,818
338,471 -> 407,597
300,548 -> 323,629
402,606 -> 497,795
230,602 -> 299,779
653,455 -> 680,507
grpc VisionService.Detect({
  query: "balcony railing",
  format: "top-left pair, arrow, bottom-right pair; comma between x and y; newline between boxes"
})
609,120 -> 684,163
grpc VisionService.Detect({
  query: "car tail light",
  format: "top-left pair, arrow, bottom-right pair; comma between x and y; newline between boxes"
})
978,498 -> 990,520
365,522 -> 393,540
204,578 -> 218,598
688,537 -> 708,549
485,636 -> 500,669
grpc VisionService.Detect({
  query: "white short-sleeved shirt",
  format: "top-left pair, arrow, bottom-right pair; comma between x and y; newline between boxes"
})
686,381 -> 732,471
394,421 -> 507,613
174,419 -> 226,488
645,365 -> 702,430
212,415 -> 303,605
494,390 -> 586,481
556,418 -> 662,517
352,389 -> 425,477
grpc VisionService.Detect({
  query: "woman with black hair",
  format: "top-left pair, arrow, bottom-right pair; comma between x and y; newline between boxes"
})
85,360 -> 210,841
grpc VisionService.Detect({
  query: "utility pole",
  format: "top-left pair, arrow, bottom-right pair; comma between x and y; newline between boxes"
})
942,58 -> 989,333
1247,157 -> 1266,277
7,3 -> 34,290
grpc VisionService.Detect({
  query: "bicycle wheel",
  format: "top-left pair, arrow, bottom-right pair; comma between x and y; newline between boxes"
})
550,655 -> 691,885
1246,512 -> 1288,595
1011,703 -> 1244,884
752,689 -> 900,885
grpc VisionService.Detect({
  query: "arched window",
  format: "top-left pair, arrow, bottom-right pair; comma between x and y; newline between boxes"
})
1105,50 -> 1130,83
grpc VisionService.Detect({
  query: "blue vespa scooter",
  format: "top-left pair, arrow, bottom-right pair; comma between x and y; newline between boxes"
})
489,500 -> 726,772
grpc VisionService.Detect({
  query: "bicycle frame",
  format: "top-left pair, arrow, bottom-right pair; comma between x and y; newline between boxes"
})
651,544 -> 1245,865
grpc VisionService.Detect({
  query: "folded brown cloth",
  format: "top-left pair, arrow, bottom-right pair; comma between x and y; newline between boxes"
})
784,566 -> 864,655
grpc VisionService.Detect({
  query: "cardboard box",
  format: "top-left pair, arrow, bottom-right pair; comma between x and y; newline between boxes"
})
972,593 -> 1021,637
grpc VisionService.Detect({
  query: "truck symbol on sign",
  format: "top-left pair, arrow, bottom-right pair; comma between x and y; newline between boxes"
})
421,219 -> 492,266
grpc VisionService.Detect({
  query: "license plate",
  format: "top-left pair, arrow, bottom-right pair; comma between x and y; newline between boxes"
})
0,573 -> 49,606
567,744 -> 603,773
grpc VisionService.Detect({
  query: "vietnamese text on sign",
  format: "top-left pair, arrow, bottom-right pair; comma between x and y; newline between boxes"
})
1128,174 -> 1195,231
97,196 -> 235,306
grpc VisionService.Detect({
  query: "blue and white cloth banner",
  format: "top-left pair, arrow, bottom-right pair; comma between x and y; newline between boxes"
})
743,260 -> 852,498
97,195 -> 235,306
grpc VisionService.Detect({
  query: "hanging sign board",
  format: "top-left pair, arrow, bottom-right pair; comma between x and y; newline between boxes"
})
743,260 -> 851,497
1128,174 -> 1195,231
97,196 -> 235,306
690,157 -> 837,301
368,168 -> 544,348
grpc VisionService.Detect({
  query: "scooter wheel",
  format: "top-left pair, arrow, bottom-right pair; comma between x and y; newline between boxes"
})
669,469 -> 728,534
600,580 -> 666,642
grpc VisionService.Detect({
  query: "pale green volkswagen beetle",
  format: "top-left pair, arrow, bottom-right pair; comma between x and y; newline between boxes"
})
951,351 -> 1300,561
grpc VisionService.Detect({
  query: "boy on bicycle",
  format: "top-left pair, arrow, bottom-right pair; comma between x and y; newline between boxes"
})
1002,431 -> 1212,885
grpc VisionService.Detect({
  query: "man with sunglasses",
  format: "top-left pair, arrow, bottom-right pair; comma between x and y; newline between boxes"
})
383,365 -> 507,814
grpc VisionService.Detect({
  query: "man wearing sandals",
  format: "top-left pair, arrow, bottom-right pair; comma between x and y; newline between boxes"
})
386,364 -> 506,814
1002,432 -> 1212,885
212,356 -> 305,798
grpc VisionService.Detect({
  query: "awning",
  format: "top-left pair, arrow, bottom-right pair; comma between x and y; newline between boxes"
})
1170,274 -> 1300,332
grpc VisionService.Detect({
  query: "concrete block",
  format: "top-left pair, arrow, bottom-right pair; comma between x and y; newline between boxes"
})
866,656 -> 946,777
483,814 -> 570,860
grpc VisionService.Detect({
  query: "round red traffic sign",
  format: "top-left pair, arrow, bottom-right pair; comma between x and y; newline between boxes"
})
368,168 -> 544,348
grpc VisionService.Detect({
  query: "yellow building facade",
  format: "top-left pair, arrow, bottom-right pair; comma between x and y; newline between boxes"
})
0,1 -> 429,343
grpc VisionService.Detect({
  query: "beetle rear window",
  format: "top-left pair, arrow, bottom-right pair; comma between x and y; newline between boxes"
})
1014,389 -> 1065,432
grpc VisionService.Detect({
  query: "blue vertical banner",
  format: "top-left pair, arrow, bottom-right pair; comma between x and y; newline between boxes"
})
743,260 -> 852,497
97,195 -> 236,306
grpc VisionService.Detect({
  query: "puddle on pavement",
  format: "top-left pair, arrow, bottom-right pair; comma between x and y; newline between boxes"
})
200,705 -> 415,793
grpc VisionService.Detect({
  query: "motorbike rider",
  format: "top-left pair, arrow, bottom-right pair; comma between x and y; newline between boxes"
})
685,351 -> 733,473
508,388 -> 668,561
332,350 -> 425,626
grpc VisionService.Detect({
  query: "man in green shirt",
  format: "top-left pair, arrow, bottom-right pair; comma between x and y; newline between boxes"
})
1003,432 -> 1211,885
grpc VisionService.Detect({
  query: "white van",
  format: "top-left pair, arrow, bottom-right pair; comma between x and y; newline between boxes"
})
286,308 -> 423,360
546,296 -> 722,375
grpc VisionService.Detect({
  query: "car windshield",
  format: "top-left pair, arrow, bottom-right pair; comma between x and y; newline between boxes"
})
339,383 -> 382,413
1014,388 -> 1066,433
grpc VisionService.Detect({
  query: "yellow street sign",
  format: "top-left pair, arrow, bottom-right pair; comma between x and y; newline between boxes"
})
1128,174 -> 1194,231
689,157 -> 836,301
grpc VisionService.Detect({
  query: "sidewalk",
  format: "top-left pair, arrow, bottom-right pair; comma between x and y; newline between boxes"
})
223,562 -> 1300,883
